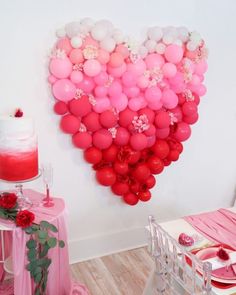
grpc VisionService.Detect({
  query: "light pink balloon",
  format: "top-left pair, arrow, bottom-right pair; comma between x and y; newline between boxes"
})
48,75 -> 57,84
77,76 -> 95,93
115,44 -> 130,58
162,63 -> 177,78
97,49 -> 110,64
145,53 -> 164,69
123,86 -> 140,98
156,127 -> 170,139
56,37 -> 72,54
110,93 -> 128,111
108,81 -> 122,97
70,71 -> 83,84
193,84 -> 207,96
94,86 -> 108,97
137,76 -> 149,89
93,97 -> 111,113
194,60 -> 208,75
128,97 -> 145,111
122,71 -> 137,86
189,74 -> 200,86
169,72 -> 186,93
127,59 -> 146,76
49,57 -> 72,79
107,63 -> 127,77
164,44 -> 183,64
145,86 -> 162,103
52,79 -> 76,102
83,59 -> 102,77
94,72 -> 109,85
148,100 -> 163,111
162,89 -> 178,109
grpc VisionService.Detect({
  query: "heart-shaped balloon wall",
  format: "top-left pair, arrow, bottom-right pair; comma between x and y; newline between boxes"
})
48,18 -> 208,206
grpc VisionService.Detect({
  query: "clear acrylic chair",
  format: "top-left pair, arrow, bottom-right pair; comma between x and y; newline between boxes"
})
0,224 -> 13,282
143,215 -> 212,295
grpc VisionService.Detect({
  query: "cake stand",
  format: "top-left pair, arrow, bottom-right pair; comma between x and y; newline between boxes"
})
0,171 -> 42,209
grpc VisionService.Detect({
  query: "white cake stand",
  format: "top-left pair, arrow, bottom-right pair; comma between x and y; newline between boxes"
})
0,170 -> 42,209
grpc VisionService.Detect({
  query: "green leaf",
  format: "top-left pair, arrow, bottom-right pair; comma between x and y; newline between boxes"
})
27,260 -> 37,272
34,288 -> 40,295
59,240 -> 65,248
28,248 -> 37,261
39,244 -> 49,258
49,224 -> 58,233
0,210 -> 7,219
24,227 -> 33,234
38,238 -> 47,245
34,272 -> 42,284
31,224 -> 39,231
33,266 -> 42,276
38,230 -> 48,239
37,258 -> 51,268
40,220 -> 51,229
47,237 -> 57,248
26,239 -> 37,249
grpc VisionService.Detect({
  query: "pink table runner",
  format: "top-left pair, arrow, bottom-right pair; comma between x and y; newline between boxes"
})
0,189 -> 89,295
184,208 -> 236,250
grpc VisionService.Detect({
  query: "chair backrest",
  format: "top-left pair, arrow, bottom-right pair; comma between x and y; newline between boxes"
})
147,215 -> 212,295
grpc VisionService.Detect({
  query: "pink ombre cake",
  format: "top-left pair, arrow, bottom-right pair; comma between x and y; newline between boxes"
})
0,115 -> 38,181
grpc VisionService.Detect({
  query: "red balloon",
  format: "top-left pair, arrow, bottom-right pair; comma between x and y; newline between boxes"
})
60,114 -> 81,134
147,156 -> 164,174
138,190 -> 151,202
144,124 -> 156,136
96,167 -> 116,186
163,158 -> 172,166
177,93 -> 186,105
183,113 -> 199,125
112,182 -> 129,195
54,101 -> 68,115
129,181 -> 140,193
119,108 -> 137,127
100,110 -> 118,128
167,150 -> 180,161
83,112 -> 101,132
72,132 -> 92,149
173,122 -> 191,142
103,145 -> 118,162
93,129 -> 113,149
113,161 -> 129,175
84,147 -> 102,164
130,133 -> 148,151
69,95 -> 92,117
193,94 -> 200,105
155,111 -> 171,128
114,127 -> 130,146
145,175 -> 156,189
133,164 -> 151,182
123,193 -> 139,205
138,108 -> 155,123
127,150 -> 141,164
167,139 -> 183,153
151,140 -> 170,159
182,101 -> 197,116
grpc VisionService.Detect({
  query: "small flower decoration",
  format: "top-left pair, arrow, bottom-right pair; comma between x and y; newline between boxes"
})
14,108 -> 23,117
132,114 -> 150,133
217,246 -> 230,261
83,45 -> 98,59
50,48 -> 66,59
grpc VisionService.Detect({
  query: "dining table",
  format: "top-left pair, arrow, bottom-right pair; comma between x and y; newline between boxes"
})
144,206 -> 236,295
0,189 -> 89,295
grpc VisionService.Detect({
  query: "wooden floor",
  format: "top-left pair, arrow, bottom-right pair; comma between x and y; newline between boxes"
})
70,247 -> 153,295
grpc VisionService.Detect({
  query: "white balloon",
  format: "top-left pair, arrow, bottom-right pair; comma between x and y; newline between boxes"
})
71,36 -> 82,48
78,25 -> 89,35
139,45 -> 148,58
65,22 -> 81,38
190,31 -> 201,43
95,20 -> 113,33
162,33 -> 174,45
100,37 -> 116,52
56,28 -> 66,38
173,39 -> 183,46
91,23 -> 108,41
147,26 -> 163,41
156,42 -> 166,54
145,39 -> 156,53
178,26 -> 189,42
80,17 -> 94,29
113,33 -> 124,44
187,41 -> 197,51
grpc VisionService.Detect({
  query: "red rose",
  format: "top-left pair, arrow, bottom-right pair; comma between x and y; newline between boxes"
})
0,193 -> 17,209
16,210 -> 35,228
217,247 -> 230,261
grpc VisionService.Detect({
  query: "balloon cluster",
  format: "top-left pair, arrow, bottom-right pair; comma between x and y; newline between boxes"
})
49,18 -> 208,205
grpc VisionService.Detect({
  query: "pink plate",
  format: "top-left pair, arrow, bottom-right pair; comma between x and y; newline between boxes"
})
196,246 -> 236,284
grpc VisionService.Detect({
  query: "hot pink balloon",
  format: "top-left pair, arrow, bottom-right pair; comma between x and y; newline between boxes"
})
169,72 -> 186,93
145,86 -> 162,103
110,93 -> 128,111
128,97 -> 145,111
108,81 -> 122,97
93,129 -> 113,149
70,71 -> 83,83
108,63 -> 126,78
173,122 -> 191,142
148,100 -> 163,111
164,44 -> 183,64
169,106 -> 183,122
114,127 -> 130,146
124,86 -> 140,98
93,97 -> 111,113
144,124 -> 156,136
77,76 -> 95,93
162,63 -> 177,78
122,71 -> 137,87
49,57 -> 72,79
130,133 -> 148,151
156,127 -> 170,139
162,89 -> 178,109
94,86 -> 108,97
52,79 -> 76,102
137,76 -> 149,89
94,72 -> 109,85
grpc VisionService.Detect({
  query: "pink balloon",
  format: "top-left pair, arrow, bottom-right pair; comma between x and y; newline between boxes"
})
193,84 -> 207,96
83,112 -> 101,132
162,89 -> 178,109
148,100 -> 163,111
130,133 -> 148,151
156,127 -> 170,139
94,72 -> 109,85
119,108 -> 137,127
123,86 -> 140,98
97,49 -> 110,64
77,76 -> 95,93
137,76 -> 149,89
56,37 -> 72,54
189,74 -> 200,86
108,81 -> 122,97
168,106 -> 183,122
173,122 -> 191,142
128,97 -> 145,111
82,36 -> 99,48
138,108 -> 155,123
109,52 -> 124,67
122,71 -> 137,86
93,97 -> 111,113
169,72 -> 186,93
162,63 -> 177,78
72,132 -> 92,149
49,57 -> 72,79
155,111 -> 171,128
69,49 -> 84,64
52,79 -> 76,102
115,44 -> 130,58
145,53 -> 164,69
147,136 -> 156,147
194,60 -> 208,75
94,86 -> 108,97
100,110 -> 118,128
83,59 -> 102,77
70,71 -> 83,83
127,59 -> 146,76
48,75 -> 57,84
164,44 -> 183,64
114,127 -> 130,146
183,113 -> 199,125
144,124 -> 156,136
107,63 -> 127,77
110,93 -> 128,111
182,101 -> 197,116
145,86 -> 162,103
93,129 -> 113,149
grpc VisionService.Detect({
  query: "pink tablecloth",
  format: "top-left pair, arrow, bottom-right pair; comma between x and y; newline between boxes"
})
0,189 -> 89,295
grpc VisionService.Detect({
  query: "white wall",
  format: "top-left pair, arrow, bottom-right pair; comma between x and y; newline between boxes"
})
1,0 -> 236,263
